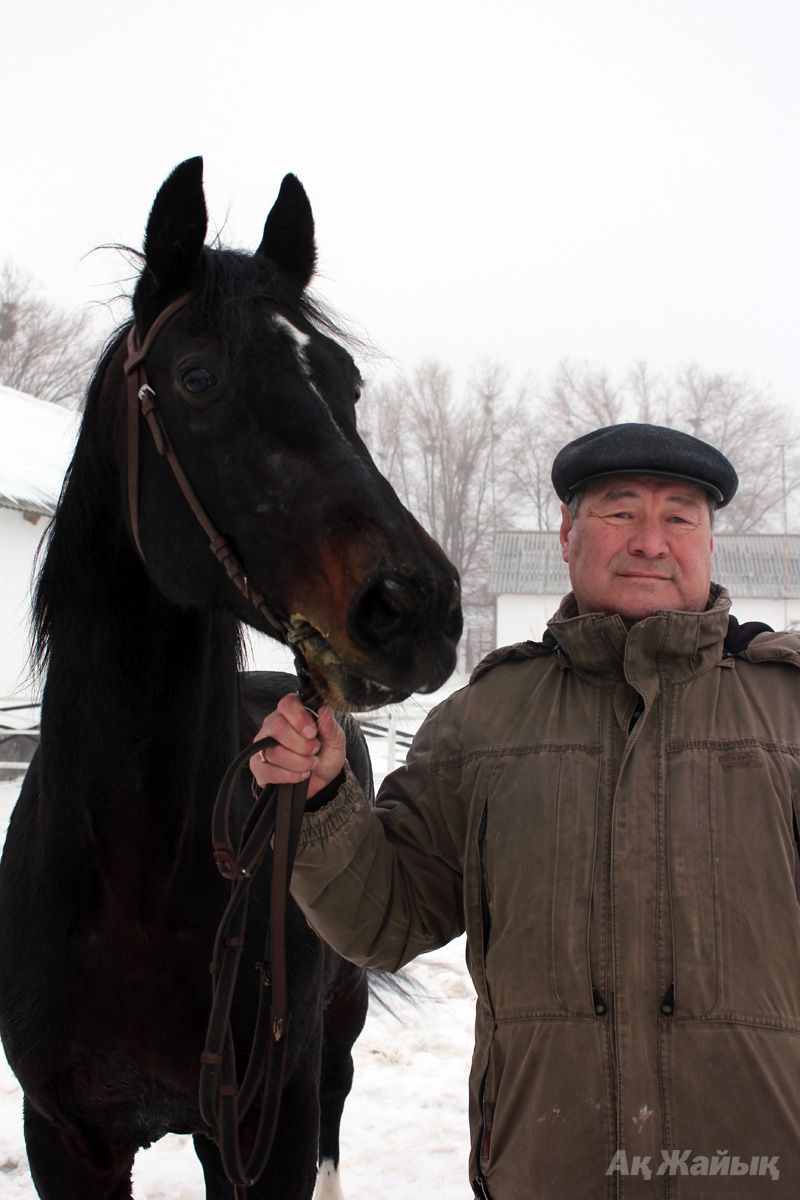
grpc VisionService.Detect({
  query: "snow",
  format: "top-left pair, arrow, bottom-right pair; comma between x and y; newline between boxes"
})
0,387 -> 79,515
0,709 -> 476,1199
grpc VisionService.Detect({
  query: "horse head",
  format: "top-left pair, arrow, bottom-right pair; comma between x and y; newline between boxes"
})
125,157 -> 462,710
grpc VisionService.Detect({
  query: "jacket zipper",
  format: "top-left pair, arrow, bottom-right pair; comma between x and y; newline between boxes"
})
792,800 -> 800,904
473,806 -> 494,1192
607,694 -> 647,1196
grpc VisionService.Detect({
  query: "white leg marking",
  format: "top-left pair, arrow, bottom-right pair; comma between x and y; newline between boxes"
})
313,1157 -> 346,1200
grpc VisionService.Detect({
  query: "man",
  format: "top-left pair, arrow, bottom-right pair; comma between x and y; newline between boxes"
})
251,424 -> 800,1198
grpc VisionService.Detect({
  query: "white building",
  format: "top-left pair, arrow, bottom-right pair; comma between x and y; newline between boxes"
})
0,387 -> 79,701
0,387 -> 298,705
490,530 -> 800,647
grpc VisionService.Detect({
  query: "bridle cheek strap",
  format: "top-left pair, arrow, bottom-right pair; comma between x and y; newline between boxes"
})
124,293 -> 193,561
122,294 -> 287,641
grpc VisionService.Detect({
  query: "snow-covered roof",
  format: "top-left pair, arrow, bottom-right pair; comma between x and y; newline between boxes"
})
0,386 -> 80,516
490,530 -> 800,600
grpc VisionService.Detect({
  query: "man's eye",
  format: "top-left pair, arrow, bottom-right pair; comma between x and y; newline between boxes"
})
181,367 -> 217,394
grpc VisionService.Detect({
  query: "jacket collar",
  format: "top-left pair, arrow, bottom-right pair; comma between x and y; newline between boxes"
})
547,582 -> 732,696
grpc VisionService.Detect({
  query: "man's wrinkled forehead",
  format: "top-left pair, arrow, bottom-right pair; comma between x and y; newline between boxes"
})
583,474 -> 710,510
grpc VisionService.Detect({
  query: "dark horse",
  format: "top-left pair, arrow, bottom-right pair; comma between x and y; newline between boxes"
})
0,158 -> 461,1199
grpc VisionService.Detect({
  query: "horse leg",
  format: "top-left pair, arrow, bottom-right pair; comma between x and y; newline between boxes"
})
314,964 -> 369,1200
241,1062 -> 321,1200
23,1097 -> 134,1200
193,1063 -> 321,1200
192,1133 -> 235,1200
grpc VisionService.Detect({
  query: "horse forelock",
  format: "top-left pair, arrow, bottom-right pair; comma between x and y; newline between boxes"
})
190,244 -> 365,358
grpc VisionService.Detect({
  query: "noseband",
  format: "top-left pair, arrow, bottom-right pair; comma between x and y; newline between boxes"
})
124,294 -> 320,1190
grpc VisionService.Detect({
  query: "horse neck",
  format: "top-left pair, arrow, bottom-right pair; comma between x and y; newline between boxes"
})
38,512 -> 243,854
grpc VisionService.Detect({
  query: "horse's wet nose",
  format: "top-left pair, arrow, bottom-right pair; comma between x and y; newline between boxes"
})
349,573 -> 461,649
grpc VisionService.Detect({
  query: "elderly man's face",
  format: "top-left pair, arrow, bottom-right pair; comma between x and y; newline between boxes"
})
560,475 -> 714,620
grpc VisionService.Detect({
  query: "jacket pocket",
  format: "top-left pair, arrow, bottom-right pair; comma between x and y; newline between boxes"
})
477,749 -> 599,1017
665,745 -> 719,1016
669,742 -> 800,1024
712,748 -> 800,1024
551,752 -> 600,1015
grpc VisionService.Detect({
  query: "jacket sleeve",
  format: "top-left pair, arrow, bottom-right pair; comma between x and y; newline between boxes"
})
289,704 -> 467,971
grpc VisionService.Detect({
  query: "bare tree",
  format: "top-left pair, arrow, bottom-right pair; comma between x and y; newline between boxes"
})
513,358 -> 800,534
659,364 -> 800,533
0,263 -> 101,407
360,360 -> 524,626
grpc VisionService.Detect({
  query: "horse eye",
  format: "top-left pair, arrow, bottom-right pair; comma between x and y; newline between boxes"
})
181,367 -> 217,395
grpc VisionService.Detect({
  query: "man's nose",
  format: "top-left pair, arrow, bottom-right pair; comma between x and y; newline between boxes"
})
627,520 -> 670,557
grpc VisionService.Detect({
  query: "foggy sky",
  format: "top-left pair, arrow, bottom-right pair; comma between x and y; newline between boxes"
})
3,0 -> 798,413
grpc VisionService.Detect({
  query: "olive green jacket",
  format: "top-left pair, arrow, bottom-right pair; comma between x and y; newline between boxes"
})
292,585 -> 800,1198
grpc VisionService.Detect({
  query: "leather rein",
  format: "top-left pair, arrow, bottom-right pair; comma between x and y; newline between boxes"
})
123,294 -> 319,1190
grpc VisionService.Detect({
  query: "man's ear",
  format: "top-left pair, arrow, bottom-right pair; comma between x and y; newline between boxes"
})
559,503 -> 573,563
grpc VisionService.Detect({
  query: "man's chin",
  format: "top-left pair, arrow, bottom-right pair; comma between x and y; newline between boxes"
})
615,594 -> 709,624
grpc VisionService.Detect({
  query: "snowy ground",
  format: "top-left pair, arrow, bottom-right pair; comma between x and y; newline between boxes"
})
0,694 -> 476,1199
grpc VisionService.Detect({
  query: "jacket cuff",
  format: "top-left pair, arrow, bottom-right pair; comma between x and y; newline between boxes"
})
304,769 -> 346,812
296,762 -> 366,848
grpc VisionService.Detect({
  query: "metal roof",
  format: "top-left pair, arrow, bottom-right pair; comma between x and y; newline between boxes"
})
489,531 -> 800,600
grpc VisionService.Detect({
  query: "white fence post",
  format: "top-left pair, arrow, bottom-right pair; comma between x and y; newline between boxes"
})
386,710 -> 397,773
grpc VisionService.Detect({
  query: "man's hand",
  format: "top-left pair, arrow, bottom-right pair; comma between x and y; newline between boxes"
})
249,692 -> 346,801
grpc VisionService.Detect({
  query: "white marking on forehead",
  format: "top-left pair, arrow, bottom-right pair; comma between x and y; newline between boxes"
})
273,313 -> 310,350
272,313 -> 320,395
270,313 -> 353,452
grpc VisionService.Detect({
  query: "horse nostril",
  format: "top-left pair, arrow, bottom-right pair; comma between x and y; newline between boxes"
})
352,576 -> 420,644
350,573 -> 463,650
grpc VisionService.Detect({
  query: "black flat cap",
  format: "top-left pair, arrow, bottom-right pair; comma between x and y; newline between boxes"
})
551,423 -> 738,507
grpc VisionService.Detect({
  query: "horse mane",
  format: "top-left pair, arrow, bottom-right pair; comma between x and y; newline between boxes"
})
31,324 -> 129,679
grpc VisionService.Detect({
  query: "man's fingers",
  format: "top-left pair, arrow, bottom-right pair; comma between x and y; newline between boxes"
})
259,743 -> 319,774
276,692 -> 320,739
249,755 -> 311,787
316,704 -> 345,748
250,695 -> 346,800
255,711 -> 320,757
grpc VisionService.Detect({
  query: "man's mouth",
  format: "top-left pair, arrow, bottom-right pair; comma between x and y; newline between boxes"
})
616,571 -> 673,581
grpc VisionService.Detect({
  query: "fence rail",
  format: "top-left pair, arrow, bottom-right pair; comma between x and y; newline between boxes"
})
0,700 -> 41,776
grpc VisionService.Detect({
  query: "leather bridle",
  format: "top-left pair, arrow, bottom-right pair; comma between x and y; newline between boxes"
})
124,292 -> 299,646
123,294 -> 321,1190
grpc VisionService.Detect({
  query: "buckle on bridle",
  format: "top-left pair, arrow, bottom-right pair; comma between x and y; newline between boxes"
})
213,846 -> 250,880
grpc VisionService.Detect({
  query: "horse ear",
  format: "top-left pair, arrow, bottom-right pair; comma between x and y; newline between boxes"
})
256,174 -> 316,289
142,157 -> 208,294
